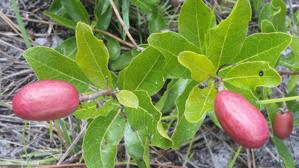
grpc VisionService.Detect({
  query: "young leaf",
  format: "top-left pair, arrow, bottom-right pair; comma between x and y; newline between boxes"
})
148,32 -> 200,78
83,110 -> 125,168
116,90 -> 139,108
207,0 -> 251,68
261,20 -> 276,33
76,22 -> 112,89
124,123 -> 150,168
184,83 -> 217,123
120,47 -> 165,96
258,3 -> 273,28
236,32 -> 292,66
178,0 -> 215,50
23,46 -> 92,92
56,36 -> 77,59
171,81 -> 203,149
221,61 -> 281,90
178,51 -> 215,82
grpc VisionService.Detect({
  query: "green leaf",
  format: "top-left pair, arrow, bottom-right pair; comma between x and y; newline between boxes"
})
44,0 -> 89,29
148,32 -> 200,78
184,82 -> 217,123
156,79 -> 188,113
261,20 -> 276,33
124,123 -> 150,168
94,0 -> 112,30
221,61 -> 281,90
271,137 -> 295,168
110,49 -> 139,71
56,36 -> 77,59
83,110 -> 125,168
236,32 -> 292,66
75,22 -> 112,89
178,51 -> 215,82
120,47 -> 165,96
178,0 -> 215,50
207,0 -> 251,68
131,0 -> 156,12
106,37 -> 121,61
125,91 -> 173,149
60,0 -> 90,24
147,7 -> 166,33
171,81 -> 203,148
116,90 -> 139,108
74,99 -> 118,119
23,46 -> 92,92
271,0 -> 287,32
258,3 -> 273,28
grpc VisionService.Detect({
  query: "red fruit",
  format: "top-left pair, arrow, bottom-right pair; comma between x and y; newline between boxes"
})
273,111 -> 293,139
215,90 -> 269,148
12,80 -> 80,121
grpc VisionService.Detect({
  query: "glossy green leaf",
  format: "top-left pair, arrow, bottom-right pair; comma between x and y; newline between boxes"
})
148,32 -> 200,78
125,91 -> 173,149
116,90 -> 139,108
124,124 -> 150,168
56,36 -> 77,59
172,81 -> 202,149
23,46 -> 92,92
185,83 -> 217,123
178,51 -> 215,82
261,20 -> 276,33
207,0 -> 251,68
156,79 -> 188,113
83,110 -> 125,168
60,0 -> 90,23
44,0 -> 89,29
178,0 -> 215,50
120,47 -> 165,96
74,99 -> 118,119
94,0 -> 112,30
236,32 -> 292,66
258,3 -> 273,28
272,0 -> 287,32
107,37 -> 121,61
76,22 -> 112,89
222,61 -> 281,90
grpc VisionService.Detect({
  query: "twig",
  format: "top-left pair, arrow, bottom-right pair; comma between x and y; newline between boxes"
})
251,149 -> 256,168
94,28 -> 135,48
278,70 -> 299,76
201,129 -> 217,168
108,0 -> 143,51
79,90 -> 116,102
57,123 -> 87,164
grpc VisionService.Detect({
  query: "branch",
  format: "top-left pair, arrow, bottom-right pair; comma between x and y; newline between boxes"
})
94,28 -> 135,48
79,90 -> 116,102
278,70 -> 299,76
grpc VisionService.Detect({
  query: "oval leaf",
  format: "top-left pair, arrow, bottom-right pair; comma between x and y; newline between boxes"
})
178,51 -> 215,82
116,90 -> 139,108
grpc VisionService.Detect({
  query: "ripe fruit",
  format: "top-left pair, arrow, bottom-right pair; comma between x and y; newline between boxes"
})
273,111 -> 293,139
12,80 -> 80,121
215,90 -> 269,148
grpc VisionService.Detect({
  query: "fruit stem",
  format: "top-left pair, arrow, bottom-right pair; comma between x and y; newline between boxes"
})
257,96 -> 299,104
79,90 -> 116,102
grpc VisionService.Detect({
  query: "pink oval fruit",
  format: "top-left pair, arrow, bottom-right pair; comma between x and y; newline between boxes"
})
12,80 -> 80,121
273,111 -> 293,139
215,90 -> 269,148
